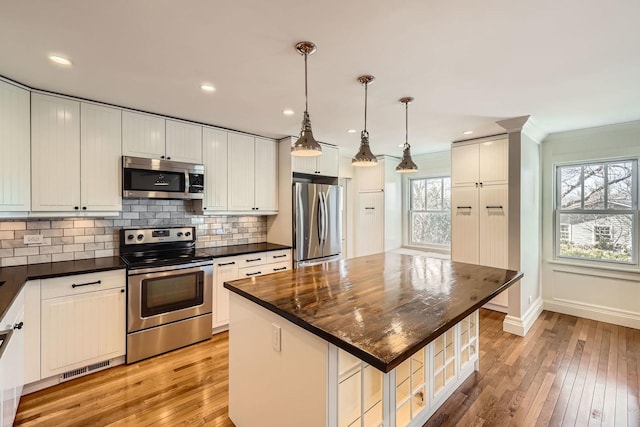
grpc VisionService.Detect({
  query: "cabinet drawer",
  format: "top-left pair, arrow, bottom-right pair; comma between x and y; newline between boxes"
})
266,250 -> 291,264
214,256 -> 241,269
41,270 -> 126,300
238,265 -> 265,278
237,252 -> 267,266
267,262 -> 290,274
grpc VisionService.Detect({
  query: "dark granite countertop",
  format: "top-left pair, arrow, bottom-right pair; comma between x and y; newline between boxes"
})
0,257 -> 126,321
225,252 -> 522,373
203,242 -> 291,258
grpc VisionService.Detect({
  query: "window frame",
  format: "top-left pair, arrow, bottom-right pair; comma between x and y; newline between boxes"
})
408,176 -> 451,248
554,158 -> 638,265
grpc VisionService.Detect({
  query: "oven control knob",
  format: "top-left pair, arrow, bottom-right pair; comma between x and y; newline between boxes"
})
137,234 -> 144,241
127,234 -> 134,240
177,232 -> 183,237
185,231 -> 191,237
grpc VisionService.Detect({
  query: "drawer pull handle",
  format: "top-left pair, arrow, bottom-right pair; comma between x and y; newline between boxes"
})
217,261 -> 236,266
273,267 -> 287,271
246,258 -> 262,263
364,207 -> 375,210
13,322 -> 23,330
72,280 -> 101,288
272,254 -> 287,259
486,205 -> 503,209
245,271 -> 262,277
456,206 -> 472,209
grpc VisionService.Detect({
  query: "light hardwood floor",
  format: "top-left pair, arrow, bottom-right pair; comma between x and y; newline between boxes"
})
15,310 -> 640,426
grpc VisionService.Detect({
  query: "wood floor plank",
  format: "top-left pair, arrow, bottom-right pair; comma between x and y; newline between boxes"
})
14,311 -> 640,426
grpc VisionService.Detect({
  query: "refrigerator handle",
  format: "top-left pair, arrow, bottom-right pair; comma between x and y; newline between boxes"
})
317,192 -> 325,246
322,191 -> 329,244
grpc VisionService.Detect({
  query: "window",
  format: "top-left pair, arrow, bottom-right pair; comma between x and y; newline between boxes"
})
410,177 -> 451,247
555,160 -> 636,263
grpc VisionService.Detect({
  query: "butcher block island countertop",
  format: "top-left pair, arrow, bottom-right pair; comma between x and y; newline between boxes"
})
224,252 -> 522,373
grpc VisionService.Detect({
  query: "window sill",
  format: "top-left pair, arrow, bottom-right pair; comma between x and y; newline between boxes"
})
546,258 -> 640,282
402,245 -> 451,256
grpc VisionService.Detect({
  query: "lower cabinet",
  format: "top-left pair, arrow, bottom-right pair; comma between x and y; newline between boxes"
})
213,250 -> 291,331
24,270 -> 126,391
0,286 -> 25,427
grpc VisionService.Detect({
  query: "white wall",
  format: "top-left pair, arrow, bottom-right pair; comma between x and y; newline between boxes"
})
541,120 -> 640,329
400,150 -> 452,251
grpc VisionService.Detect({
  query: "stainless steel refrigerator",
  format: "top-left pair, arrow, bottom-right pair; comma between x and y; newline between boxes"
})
294,182 -> 343,266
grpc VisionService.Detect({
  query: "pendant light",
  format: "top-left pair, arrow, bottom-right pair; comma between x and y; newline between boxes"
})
352,75 -> 377,167
291,41 -> 322,157
396,97 -> 418,173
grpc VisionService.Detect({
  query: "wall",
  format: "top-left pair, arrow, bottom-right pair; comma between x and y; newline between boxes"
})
541,120 -> 640,329
0,199 -> 267,267
400,150 -> 452,251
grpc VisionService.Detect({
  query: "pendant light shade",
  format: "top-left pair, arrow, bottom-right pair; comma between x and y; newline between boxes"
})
352,75 -> 377,167
396,97 -> 418,173
291,41 -> 322,157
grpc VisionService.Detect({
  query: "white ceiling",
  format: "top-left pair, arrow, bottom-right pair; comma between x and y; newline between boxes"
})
1,0 -> 639,157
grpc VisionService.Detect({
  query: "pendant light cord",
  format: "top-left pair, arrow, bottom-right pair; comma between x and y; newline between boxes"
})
363,82 -> 368,134
304,53 -> 308,114
405,101 -> 409,147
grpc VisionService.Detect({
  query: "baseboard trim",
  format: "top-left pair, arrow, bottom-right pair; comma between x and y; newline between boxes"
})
544,298 -> 640,329
503,297 -> 543,336
482,302 -> 508,313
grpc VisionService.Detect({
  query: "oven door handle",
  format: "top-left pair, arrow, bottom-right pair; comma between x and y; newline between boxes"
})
127,260 -> 213,276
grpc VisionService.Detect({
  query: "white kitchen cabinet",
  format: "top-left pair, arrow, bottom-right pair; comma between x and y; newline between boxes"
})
165,119 -> 202,163
31,93 -> 81,211
122,112 -> 203,163
458,311 -> 479,375
23,280 -> 40,385
354,156 -> 402,257
213,250 -> 291,331
0,286 -> 24,427
31,94 -> 122,213
122,111 -> 166,160
80,102 -> 122,211
227,134 -> 277,213
40,270 -> 126,378
291,142 -> 339,177
0,80 -> 30,212
451,137 -> 509,311
201,127 -> 228,212
431,325 -> 457,402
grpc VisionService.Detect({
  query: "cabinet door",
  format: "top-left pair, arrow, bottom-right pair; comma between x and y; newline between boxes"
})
254,137 -> 277,212
202,127 -> 228,211
291,155 -> 317,175
0,81 -> 30,211
80,103 -> 122,211
355,192 -> 384,257
0,287 -> 24,427
41,288 -> 125,378
227,133 -> 255,211
478,184 -> 508,269
450,187 -> 479,264
451,143 -> 479,187
31,93 -> 81,211
165,120 -> 202,163
355,163 -> 383,192
122,111 -> 165,159
479,138 -> 508,185
317,143 -> 339,177
213,258 -> 239,328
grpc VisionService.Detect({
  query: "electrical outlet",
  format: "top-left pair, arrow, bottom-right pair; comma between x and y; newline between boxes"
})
272,323 -> 281,352
24,234 -> 44,245
528,295 -> 532,304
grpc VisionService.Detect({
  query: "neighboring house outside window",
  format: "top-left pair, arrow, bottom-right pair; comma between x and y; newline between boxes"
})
555,160 -> 636,263
410,177 -> 451,247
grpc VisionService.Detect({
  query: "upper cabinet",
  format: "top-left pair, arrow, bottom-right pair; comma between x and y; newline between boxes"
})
31,94 -> 121,213
201,127 -> 228,212
451,138 -> 508,187
0,80 -> 30,212
291,142 -> 339,177
227,134 -> 277,213
122,112 -> 202,164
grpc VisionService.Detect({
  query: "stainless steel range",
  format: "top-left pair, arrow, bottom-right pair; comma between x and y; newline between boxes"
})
120,226 -> 213,363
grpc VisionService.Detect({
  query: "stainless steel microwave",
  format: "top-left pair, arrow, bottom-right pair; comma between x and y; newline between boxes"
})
122,156 -> 205,200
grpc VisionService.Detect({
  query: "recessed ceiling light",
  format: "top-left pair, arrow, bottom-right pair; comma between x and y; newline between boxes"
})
48,55 -> 72,66
282,108 -> 295,116
200,84 -> 216,92
347,129 -> 357,133
463,130 -> 473,135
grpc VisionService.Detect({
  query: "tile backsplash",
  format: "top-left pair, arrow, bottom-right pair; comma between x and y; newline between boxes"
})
0,199 -> 267,267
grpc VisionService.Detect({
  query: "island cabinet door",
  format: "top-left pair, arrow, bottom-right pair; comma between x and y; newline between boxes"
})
458,311 -> 479,374
430,326 -> 457,404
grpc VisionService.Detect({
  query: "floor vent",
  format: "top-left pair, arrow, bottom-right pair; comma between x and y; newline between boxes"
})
62,367 -> 88,380
88,360 -> 110,371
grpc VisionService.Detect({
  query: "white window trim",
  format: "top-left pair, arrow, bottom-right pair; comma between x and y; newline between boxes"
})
408,176 -> 451,249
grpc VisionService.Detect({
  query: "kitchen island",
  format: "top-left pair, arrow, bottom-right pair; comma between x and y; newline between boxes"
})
224,253 -> 522,427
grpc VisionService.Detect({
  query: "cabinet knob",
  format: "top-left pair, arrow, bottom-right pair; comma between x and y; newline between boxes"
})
167,157 -> 171,160
203,207 -> 207,210
82,206 -> 87,210
74,206 -> 79,210
13,321 -> 23,330
161,155 -> 165,159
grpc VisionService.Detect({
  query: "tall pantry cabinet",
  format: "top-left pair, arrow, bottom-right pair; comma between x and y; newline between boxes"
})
451,137 -> 509,311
